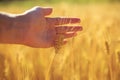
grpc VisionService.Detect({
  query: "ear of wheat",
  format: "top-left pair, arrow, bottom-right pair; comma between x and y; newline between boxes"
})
54,34 -> 65,54
46,17 -> 73,80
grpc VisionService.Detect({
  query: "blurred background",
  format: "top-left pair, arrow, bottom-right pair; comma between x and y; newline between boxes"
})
0,0 -> 120,80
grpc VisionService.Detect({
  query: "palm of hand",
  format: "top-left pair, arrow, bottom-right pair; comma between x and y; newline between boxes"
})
24,7 -> 56,48
23,6 -> 82,48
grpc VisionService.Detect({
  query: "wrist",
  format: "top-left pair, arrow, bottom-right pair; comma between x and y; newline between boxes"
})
0,15 -> 28,45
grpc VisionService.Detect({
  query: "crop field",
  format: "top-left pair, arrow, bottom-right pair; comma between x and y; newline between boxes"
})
0,2 -> 120,80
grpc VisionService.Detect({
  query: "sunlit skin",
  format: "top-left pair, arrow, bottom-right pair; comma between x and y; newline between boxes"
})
0,6 -> 82,48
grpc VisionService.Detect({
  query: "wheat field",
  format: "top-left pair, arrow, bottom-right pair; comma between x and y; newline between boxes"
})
0,2 -> 120,80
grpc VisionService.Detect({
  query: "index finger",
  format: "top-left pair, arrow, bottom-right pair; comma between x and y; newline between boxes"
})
46,17 -> 81,25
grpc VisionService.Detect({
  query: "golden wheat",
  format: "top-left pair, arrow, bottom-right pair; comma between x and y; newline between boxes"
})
0,54 -> 6,80
0,3 -> 120,80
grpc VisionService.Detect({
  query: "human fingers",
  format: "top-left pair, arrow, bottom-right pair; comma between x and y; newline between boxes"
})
64,32 -> 77,39
46,17 -> 80,25
42,7 -> 53,16
55,26 -> 82,34
55,32 -> 77,40
24,6 -> 52,16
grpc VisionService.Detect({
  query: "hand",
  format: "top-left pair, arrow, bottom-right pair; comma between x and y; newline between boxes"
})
21,6 -> 82,48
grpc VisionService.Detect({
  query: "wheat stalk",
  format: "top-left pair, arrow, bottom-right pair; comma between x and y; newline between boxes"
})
46,17 -> 72,80
117,51 -> 120,63
105,41 -> 112,80
0,54 -> 6,80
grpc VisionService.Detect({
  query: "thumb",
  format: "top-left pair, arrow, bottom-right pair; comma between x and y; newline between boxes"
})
43,7 -> 53,16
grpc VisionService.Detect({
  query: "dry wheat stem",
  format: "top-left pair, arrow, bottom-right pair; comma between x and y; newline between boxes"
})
0,54 -> 6,80
46,17 -> 71,80
104,30 -> 113,80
